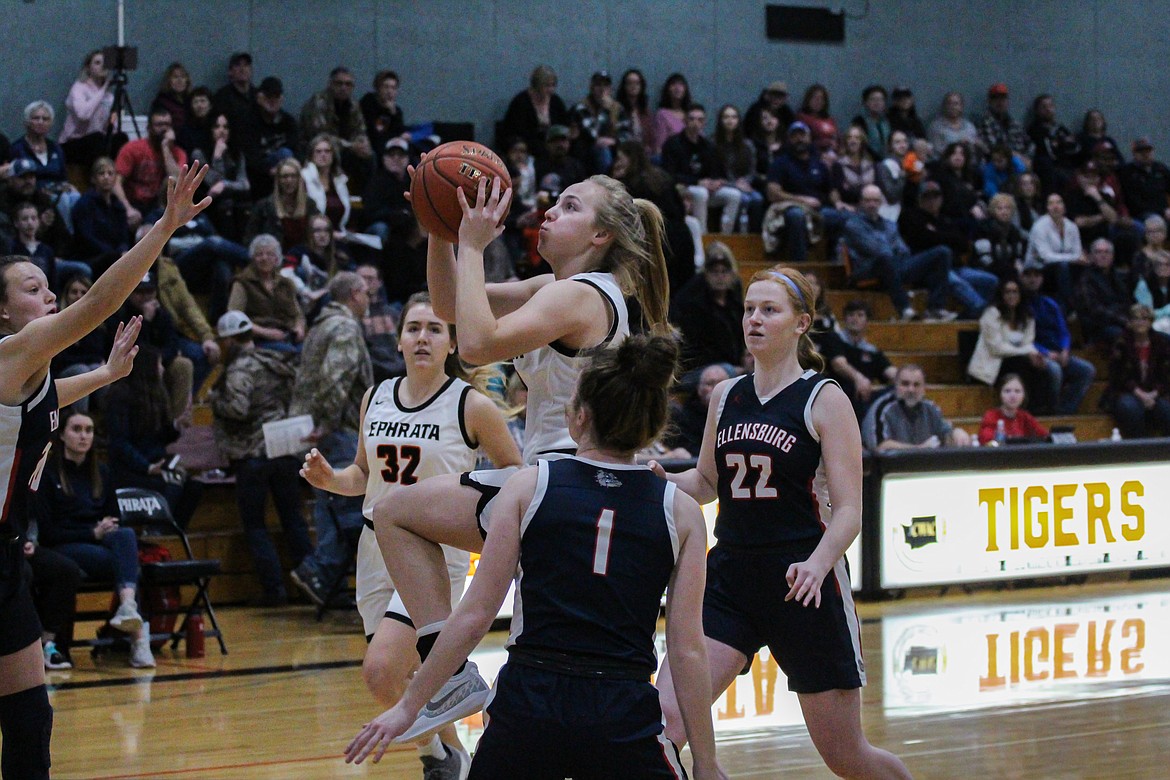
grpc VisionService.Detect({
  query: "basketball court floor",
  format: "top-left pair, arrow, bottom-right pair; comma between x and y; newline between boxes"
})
47,576 -> 1170,779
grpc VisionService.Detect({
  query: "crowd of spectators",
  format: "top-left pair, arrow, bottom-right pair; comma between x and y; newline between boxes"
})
7,52 -> 1170,665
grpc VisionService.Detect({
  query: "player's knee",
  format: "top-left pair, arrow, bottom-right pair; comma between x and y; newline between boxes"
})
361,655 -> 409,707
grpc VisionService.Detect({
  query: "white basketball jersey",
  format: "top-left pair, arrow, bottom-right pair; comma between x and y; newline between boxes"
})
513,271 -> 628,464
361,376 -> 480,519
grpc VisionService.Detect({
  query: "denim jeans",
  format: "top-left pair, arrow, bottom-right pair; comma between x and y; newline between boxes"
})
898,246 -> 953,310
953,267 -> 999,316
301,430 -> 364,585
784,206 -> 846,262
1112,394 -> 1170,439
54,527 -> 140,589
233,456 -> 314,598
1042,354 -> 1096,415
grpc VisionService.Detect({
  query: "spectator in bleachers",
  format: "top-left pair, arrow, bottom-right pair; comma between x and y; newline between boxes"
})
978,373 -> 1048,445
72,156 -> 130,270
499,65 -> 569,161
1027,94 -> 1080,194
981,144 -> 1027,198
616,69 -> 652,154
1119,137 -> 1170,224
51,273 -> 109,413
154,255 -> 221,393
852,85 -> 891,160
1014,172 -> 1044,232
104,345 -> 204,529
1020,261 -> 1095,414
229,233 -> 305,351
876,130 -> 909,221
300,66 -> 373,188
830,125 -> 875,213
968,278 -> 1052,412
36,408 -> 155,668
245,76 -> 300,200
973,193 -> 1029,282
245,157 -> 318,250
177,86 -> 214,159
932,142 -> 987,227
382,212 -> 430,302
750,107 -> 784,196
359,70 -> 408,160
151,63 -> 193,134
824,299 -> 897,419
1075,109 -> 1122,168
744,81 -> 795,142
1076,238 -> 1133,347
663,363 -> 730,458
283,213 -> 352,313
927,91 -> 983,161
9,101 -> 81,233
842,184 -> 955,321
302,134 -> 351,232
534,124 -> 587,202
611,140 -> 699,293
1066,159 -> 1138,264
0,159 -> 69,254
1103,304 -> 1170,438
796,83 -> 838,158
59,49 -> 123,171
9,202 -> 56,288
210,311 -> 312,606
360,138 -> 412,248
978,83 -> 1033,159
1025,192 -> 1085,307
648,72 -> 692,159
114,107 -> 188,230
190,112 -> 251,242
1132,215 -> 1168,284
569,70 -> 630,174
670,240 -> 744,373
1134,249 -> 1170,333
212,52 -> 257,141
887,86 -> 927,142
899,182 -> 996,317
863,364 -> 970,450
355,262 -> 404,382
713,104 -> 764,231
661,103 -> 742,235
22,531 -> 82,671
766,120 -> 842,262
288,272 -> 374,607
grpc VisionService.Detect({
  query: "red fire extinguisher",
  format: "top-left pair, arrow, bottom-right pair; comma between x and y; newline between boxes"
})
186,610 -> 206,659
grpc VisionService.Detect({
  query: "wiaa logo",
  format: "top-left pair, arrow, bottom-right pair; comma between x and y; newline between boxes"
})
902,516 -> 939,549
118,496 -> 164,515
595,470 -> 623,488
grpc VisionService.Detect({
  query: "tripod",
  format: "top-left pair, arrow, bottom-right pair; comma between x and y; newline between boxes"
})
104,46 -> 140,154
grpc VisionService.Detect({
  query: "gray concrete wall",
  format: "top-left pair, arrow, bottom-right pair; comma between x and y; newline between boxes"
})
1,1 -> 1165,153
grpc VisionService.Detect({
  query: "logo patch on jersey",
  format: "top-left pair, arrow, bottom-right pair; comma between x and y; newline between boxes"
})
49,409 -> 59,432
595,470 -> 622,488
902,516 -> 939,549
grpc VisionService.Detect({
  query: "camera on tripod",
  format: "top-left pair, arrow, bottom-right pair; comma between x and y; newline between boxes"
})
101,44 -> 138,73
101,45 -> 140,143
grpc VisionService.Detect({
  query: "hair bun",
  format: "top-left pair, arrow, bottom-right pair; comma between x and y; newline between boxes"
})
616,334 -> 679,391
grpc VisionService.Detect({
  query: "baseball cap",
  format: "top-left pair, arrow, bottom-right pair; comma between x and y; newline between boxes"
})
384,137 -> 410,154
1133,136 -> 1154,152
229,52 -> 253,67
216,310 -> 253,338
546,124 -> 570,141
767,80 -> 788,95
988,83 -> 1009,98
9,158 -> 36,177
590,70 -> 611,85
258,76 -> 283,97
787,120 -> 811,136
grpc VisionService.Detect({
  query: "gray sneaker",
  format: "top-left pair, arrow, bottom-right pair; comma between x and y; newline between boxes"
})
395,661 -> 489,743
420,742 -> 471,780
110,601 -> 144,634
290,562 -> 326,607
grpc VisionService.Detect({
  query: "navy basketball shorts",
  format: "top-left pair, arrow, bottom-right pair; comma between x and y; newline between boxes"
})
468,662 -> 686,779
702,541 -> 865,694
0,540 -> 42,656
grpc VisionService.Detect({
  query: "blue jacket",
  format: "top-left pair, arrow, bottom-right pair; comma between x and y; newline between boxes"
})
843,212 -> 909,277
1027,292 -> 1070,354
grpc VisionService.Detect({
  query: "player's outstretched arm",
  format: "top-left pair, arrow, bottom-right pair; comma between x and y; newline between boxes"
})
56,317 -> 141,407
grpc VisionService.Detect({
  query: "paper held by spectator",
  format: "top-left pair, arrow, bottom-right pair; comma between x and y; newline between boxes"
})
262,415 -> 314,459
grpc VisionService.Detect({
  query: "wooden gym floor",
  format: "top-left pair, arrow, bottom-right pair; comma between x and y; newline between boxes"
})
42,575 -> 1170,779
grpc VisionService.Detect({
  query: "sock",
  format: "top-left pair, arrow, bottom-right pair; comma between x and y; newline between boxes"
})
0,685 -> 53,780
418,733 -> 446,759
415,622 -> 465,675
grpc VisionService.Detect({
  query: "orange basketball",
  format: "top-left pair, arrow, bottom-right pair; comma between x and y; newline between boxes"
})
410,141 -> 513,243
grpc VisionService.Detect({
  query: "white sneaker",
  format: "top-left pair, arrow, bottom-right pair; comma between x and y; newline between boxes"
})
925,309 -> 959,322
900,307 -> 917,321
129,636 -> 156,668
395,661 -> 490,743
110,601 -> 144,634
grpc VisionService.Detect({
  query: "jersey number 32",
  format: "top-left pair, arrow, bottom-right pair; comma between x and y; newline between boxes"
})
376,444 -> 421,485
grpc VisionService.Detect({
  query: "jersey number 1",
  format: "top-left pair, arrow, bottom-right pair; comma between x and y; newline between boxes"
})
376,444 -> 421,485
592,508 -> 616,576
725,453 -> 778,499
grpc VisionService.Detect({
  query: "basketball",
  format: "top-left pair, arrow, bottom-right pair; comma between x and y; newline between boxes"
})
411,141 -> 513,242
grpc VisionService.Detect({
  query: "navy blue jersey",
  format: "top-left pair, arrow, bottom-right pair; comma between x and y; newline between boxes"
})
713,371 -> 836,547
0,370 -> 58,537
507,457 -> 679,677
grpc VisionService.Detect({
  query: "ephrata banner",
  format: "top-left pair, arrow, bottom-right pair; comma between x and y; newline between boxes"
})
880,462 -> 1167,588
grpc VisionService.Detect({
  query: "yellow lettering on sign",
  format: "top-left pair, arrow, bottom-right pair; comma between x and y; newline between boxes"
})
1052,484 -> 1077,547
1121,481 -> 1144,541
1083,482 -> 1114,545
979,480 -> 1146,551
1023,486 -> 1048,548
980,488 -> 1005,552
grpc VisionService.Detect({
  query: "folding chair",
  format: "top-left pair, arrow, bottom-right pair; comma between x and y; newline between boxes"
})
115,487 -> 227,655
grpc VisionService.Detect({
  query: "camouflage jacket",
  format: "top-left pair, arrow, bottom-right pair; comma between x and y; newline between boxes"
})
290,301 -> 372,436
210,347 -> 298,461
299,90 -> 369,150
